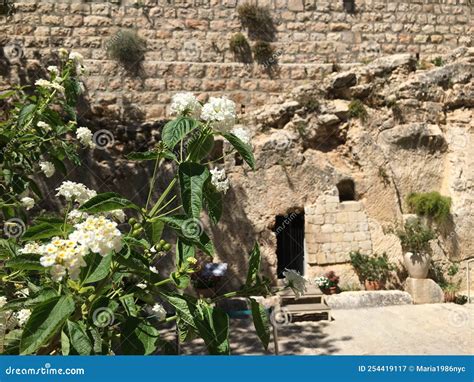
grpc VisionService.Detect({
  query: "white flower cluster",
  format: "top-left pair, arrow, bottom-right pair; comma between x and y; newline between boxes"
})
76,127 -> 95,148
37,237 -> 88,281
69,215 -> 123,257
0,296 -> 7,308
56,181 -> 97,205
314,276 -> 331,289
231,126 -> 251,145
35,79 -> 64,93
282,269 -> 308,299
21,216 -> 123,281
67,209 -> 126,224
47,65 -> 59,76
37,121 -> 51,131
152,303 -> 167,321
21,197 -> 35,211
69,51 -> 85,74
169,92 -> 201,117
39,161 -> 55,178
16,309 -> 31,326
201,96 -> 236,132
210,168 -> 230,194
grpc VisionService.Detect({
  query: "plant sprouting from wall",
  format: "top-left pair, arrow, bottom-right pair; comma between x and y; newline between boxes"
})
106,30 -> 146,75
406,191 -> 452,224
229,33 -> 252,64
237,3 -> 276,41
348,99 -> 368,122
252,41 -> 276,66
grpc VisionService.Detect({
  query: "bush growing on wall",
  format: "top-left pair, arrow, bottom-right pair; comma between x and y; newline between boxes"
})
106,30 -> 146,75
406,191 -> 452,224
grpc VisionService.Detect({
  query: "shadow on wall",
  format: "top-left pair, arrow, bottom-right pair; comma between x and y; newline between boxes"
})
209,184 -> 275,292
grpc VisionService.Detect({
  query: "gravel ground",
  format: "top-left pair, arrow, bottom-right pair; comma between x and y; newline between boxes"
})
162,303 -> 473,355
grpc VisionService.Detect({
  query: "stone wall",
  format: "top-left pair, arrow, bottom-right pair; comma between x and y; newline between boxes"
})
0,0 -> 472,118
305,193 -> 372,265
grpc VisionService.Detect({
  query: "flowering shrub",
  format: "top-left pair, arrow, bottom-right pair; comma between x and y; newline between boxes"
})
315,271 -> 339,290
0,83 -> 309,355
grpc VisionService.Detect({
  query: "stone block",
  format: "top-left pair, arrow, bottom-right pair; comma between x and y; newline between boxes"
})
339,201 -> 361,212
288,0 -> 304,11
321,224 -> 334,233
326,291 -> 413,309
404,278 -> 444,304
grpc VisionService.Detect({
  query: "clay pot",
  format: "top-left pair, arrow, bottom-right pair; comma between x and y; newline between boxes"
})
404,252 -> 430,279
329,286 -> 338,295
364,280 -> 384,291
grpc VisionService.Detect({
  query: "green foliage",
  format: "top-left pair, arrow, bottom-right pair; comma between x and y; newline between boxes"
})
229,33 -> 252,63
252,41 -> 276,66
237,3 -> 275,41
349,251 -> 395,282
397,218 -> 435,254
0,54 -> 83,220
106,30 -> 146,74
348,99 -> 368,122
296,93 -> 320,112
406,191 -> 452,223
432,57 -> 444,67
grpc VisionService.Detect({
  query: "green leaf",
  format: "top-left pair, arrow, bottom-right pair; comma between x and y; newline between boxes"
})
61,330 -> 70,355
49,155 -> 67,175
222,132 -> 255,169
160,293 -> 197,330
246,243 -> 261,287
0,89 -> 15,99
187,132 -> 214,161
250,298 -> 270,351
160,215 -> 214,256
143,219 -> 164,245
79,192 -> 140,213
171,271 -> 191,289
22,223 -> 64,241
0,288 -> 57,312
119,294 -> 139,317
176,237 -> 196,269
5,254 -> 43,271
162,117 -> 198,149
178,162 -> 209,219
66,320 -> 92,355
20,295 -> 75,354
17,104 -> 36,128
80,253 -> 112,284
204,179 -> 223,224
193,301 -> 230,355
120,317 -> 159,355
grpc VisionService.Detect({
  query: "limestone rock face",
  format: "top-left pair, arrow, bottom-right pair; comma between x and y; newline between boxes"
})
404,278 -> 444,304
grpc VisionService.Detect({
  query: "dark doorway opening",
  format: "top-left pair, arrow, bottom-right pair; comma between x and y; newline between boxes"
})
337,179 -> 356,202
275,213 -> 305,278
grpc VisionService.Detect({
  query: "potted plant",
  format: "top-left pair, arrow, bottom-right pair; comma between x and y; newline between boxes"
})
349,251 -> 395,290
191,260 -> 228,298
397,218 -> 435,279
315,271 -> 340,294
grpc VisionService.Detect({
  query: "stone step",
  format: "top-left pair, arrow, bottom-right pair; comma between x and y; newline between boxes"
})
282,302 -> 331,314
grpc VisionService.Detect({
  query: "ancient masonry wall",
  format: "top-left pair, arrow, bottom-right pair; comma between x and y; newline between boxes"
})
305,195 -> 372,265
0,0 -> 472,119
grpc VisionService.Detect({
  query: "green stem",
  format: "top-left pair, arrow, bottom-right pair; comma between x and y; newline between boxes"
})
156,204 -> 182,218
153,195 -> 177,215
149,177 -> 178,217
145,157 -> 162,210
165,315 -> 177,323
154,278 -> 172,287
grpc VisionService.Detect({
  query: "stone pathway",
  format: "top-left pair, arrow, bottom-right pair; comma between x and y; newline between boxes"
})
171,303 -> 473,355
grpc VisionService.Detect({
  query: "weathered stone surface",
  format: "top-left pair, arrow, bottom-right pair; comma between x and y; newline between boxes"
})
326,291 -> 413,309
404,278 -> 444,304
